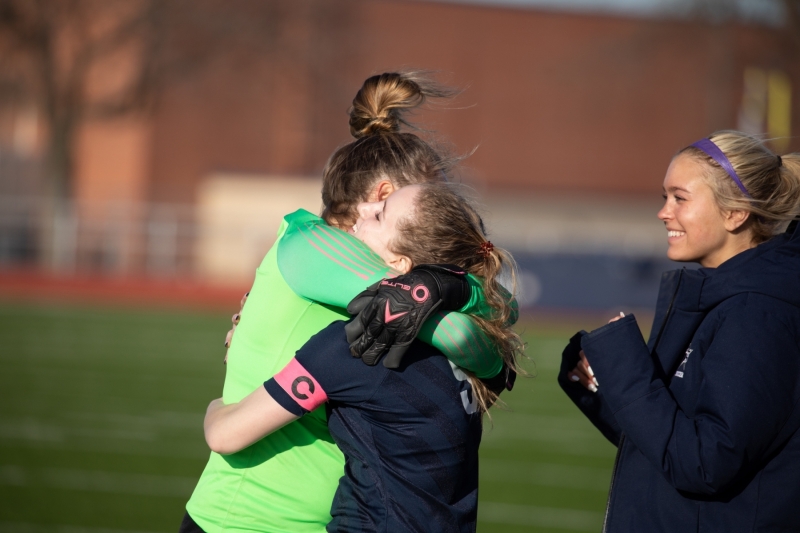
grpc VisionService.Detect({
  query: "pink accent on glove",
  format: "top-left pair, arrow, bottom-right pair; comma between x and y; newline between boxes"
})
384,301 -> 409,323
411,284 -> 430,303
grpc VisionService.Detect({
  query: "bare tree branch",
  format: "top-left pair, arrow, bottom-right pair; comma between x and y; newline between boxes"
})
0,0 -> 298,200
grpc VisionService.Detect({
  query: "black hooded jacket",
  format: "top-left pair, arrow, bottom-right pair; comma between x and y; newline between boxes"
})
559,223 -> 800,532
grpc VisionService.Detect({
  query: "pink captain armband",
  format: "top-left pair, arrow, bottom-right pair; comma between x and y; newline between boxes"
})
273,358 -> 328,412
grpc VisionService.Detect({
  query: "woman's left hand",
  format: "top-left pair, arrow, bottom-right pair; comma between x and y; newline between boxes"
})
567,350 -> 598,392
567,312 -> 625,392
565,313 -> 623,392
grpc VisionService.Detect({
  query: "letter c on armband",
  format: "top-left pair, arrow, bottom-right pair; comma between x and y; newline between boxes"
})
291,376 -> 316,400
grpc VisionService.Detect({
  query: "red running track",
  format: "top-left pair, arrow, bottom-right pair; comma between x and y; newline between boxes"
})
0,269 -> 250,313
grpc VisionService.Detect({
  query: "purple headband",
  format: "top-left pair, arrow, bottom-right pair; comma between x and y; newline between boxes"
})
690,138 -> 751,198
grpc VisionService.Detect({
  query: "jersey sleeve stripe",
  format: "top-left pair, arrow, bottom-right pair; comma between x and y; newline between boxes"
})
296,222 -> 385,278
309,227 -> 384,274
432,315 -> 468,364
440,313 -> 502,377
444,313 -> 494,355
296,228 -> 372,281
313,224 -> 388,272
431,328 -> 450,356
273,358 -> 328,412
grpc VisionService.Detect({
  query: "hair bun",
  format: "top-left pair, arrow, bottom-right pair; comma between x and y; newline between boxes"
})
349,73 -> 423,138
350,113 -> 398,138
348,71 -> 458,139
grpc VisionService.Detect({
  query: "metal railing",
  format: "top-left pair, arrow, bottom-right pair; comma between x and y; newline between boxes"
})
0,195 -> 198,277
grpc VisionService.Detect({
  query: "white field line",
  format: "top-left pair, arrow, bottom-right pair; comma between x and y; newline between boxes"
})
63,411 -> 203,430
0,410 -> 203,444
0,419 -> 156,443
481,437 -> 614,457
481,412 -> 617,456
2,436 -> 211,460
482,432 -> 614,457
0,465 -> 196,498
480,459 -> 611,491
0,416 -> 210,459
479,501 -> 603,531
0,523 -> 161,533
486,412 -> 601,431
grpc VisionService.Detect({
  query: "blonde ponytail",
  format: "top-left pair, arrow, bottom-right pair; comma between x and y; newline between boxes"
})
680,131 -> 800,242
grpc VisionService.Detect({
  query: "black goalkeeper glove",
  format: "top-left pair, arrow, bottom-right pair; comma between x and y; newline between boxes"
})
344,264 -> 471,368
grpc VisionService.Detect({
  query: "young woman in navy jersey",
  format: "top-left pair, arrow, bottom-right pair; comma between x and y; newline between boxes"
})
205,182 -> 522,532
560,131 -> 800,533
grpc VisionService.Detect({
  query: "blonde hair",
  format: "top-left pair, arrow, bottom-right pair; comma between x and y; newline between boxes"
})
680,131 -> 800,243
321,72 -> 460,226
391,182 -> 523,415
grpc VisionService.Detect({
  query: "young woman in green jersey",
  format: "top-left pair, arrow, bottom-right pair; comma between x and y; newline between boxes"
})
204,182 -> 522,532
181,73 -> 512,533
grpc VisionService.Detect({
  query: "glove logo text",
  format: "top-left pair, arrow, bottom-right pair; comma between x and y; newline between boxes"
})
381,280 -> 411,291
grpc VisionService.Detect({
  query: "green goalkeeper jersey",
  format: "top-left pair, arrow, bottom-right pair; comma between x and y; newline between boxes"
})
186,209 -> 503,533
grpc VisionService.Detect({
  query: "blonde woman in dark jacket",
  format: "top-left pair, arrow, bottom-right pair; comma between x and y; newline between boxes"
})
560,131 -> 800,532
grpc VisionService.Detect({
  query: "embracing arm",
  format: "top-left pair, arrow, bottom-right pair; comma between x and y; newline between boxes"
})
418,274 -> 515,378
277,212 -> 505,377
208,322 -> 374,455
410,309 -> 507,377
582,305 -> 800,495
277,210 -> 394,308
418,312 -> 503,378
204,386 -> 299,455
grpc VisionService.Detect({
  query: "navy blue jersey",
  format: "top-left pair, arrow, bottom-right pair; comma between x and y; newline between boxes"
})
265,321 -> 482,533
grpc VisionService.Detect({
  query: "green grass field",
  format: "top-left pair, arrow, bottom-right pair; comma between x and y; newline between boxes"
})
0,301 -> 617,533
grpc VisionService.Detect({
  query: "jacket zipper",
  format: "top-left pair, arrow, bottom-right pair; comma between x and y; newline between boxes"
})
601,269 -> 684,532
601,433 -> 624,533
